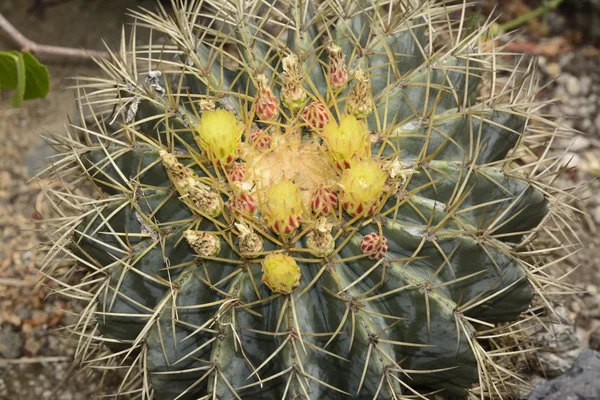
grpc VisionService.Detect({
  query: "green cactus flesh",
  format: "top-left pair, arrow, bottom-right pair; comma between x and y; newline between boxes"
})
44,1 -> 566,399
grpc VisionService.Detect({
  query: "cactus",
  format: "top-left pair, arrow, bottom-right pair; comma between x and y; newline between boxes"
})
39,0 -> 575,399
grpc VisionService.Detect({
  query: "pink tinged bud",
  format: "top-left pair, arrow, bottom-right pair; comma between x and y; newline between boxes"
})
226,193 -> 257,216
336,160 -> 352,171
339,160 -> 387,217
360,233 -> 389,261
341,200 -> 376,217
227,163 -> 246,183
254,74 -> 279,121
271,215 -> 302,235
250,129 -> 272,151
220,153 -> 237,165
322,115 -> 371,170
310,185 -> 338,215
261,180 -> 304,237
327,44 -> 349,87
197,110 -> 244,166
301,102 -> 330,131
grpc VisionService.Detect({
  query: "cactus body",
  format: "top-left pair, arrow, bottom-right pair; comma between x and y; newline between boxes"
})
40,1 -> 572,399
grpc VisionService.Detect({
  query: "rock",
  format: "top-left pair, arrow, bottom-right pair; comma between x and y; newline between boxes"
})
561,105 -> 577,117
23,140 -> 57,177
583,101 -> 597,118
570,135 -> 591,151
15,304 -> 32,321
30,310 -> 48,325
565,74 -> 582,96
580,76 -> 593,96
555,85 -> 567,100
593,206 -> 600,225
61,392 -> 74,400
560,118 -> 575,129
590,330 -> 600,351
546,62 -> 561,79
527,350 -> 600,400
584,151 -> 600,172
24,336 -> 43,356
0,325 -> 24,359
0,171 -> 11,190
583,105 -> 597,118
532,318 -> 579,377
595,113 -> 600,132
560,152 -> 583,168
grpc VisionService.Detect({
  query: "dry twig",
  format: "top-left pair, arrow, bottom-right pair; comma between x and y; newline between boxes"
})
0,12 -> 109,61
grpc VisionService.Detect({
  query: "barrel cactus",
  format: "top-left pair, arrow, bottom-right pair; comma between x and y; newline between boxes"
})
40,0 -> 572,398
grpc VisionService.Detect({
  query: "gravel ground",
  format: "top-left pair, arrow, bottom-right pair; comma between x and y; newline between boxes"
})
0,1 -> 158,398
0,0 -> 599,399
475,0 -> 600,390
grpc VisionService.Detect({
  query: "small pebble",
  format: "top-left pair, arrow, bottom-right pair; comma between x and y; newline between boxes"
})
560,152 -> 582,168
593,206 -> 600,225
0,326 -> 24,359
24,337 -> 43,356
0,171 -> 11,190
580,76 -> 593,96
591,330 -> 600,351
565,74 -> 582,96
562,105 -> 577,117
570,136 -> 591,152
31,310 -> 48,325
546,62 -> 561,79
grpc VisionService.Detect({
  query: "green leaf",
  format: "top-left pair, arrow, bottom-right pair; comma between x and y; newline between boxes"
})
0,51 -> 26,107
0,51 -> 49,107
21,52 -> 50,100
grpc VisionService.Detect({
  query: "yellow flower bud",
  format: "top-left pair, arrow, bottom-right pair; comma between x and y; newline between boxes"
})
261,253 -> 301,294
261,180 -> 303,236
322,115 -> 370,169
197,109 -> 244,165
340,159 -> 387,217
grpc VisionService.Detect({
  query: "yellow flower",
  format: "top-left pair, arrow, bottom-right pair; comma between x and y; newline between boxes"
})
261,180 -> 303,236
197,109 -> 244,164
322,114 -> 370,168
340,159 -> 387,217
261,253 -> 301,294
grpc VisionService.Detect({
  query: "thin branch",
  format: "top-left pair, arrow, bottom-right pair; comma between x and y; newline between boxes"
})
0,12 -> 110,61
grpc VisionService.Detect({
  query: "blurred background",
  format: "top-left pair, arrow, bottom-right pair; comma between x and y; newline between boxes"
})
0,0 -> 598,398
